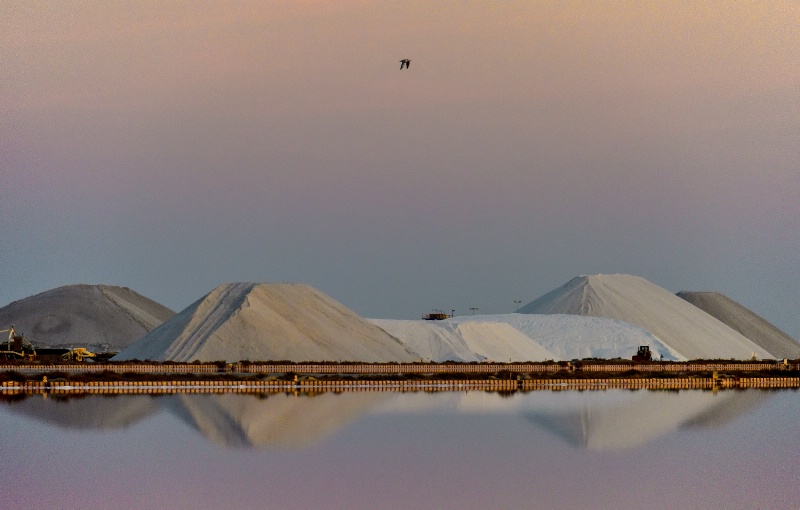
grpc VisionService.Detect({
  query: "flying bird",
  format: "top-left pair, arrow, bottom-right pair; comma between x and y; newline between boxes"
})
399,59 -> 410,70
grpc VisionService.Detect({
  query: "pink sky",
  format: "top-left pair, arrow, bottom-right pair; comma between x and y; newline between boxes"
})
2,1 -> 799,336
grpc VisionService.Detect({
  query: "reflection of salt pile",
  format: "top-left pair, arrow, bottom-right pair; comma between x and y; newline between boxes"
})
517,274 -> 772,360
521,390 -> 767,451
4,395 -> 160,430
2,390 -> 770,452
371,314 -> 671,362
0,284 -> 175,352
114,283 -> 419,362
165,392 -> 391,448
677,291 -> 800,359
373,390 -> 769,451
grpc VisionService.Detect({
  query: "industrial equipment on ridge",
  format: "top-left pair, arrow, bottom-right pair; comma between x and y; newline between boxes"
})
422,309 -> 453,320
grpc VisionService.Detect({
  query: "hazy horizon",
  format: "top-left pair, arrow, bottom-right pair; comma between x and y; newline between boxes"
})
2,2 -> 798,337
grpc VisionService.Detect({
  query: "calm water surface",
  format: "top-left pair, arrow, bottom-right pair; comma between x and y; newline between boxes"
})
1,389 -> 797,510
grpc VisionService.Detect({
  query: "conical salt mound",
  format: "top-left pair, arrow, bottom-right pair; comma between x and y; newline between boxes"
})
0,284 -> 175,352
677,291 -> 800,359
113,283 -> 420,362
517,274 -> 772,360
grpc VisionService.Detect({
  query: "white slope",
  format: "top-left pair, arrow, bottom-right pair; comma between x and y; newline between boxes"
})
677,291 -> 800,359
370,314 -> 667,362
453,320 -> 555,362
451,314 -> 681,361
370,318 -> 556,362
518,274 -> 772,360
368,319 -> 482,362
114,283 -> 419,362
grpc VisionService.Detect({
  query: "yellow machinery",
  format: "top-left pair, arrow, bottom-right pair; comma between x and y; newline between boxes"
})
0,326 -> 37,361
62,348 -> 96,362
422,309 -> 453,320
1,326 -> 95,362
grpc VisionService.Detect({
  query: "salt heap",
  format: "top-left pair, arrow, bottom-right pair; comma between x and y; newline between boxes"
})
677,291 -> 800,359
517,274 -> 772,360
0,284 -> 175,352
114,283 -> 419,362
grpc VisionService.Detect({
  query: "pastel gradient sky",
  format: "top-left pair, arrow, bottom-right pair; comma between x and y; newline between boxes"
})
2,1 -> 798,336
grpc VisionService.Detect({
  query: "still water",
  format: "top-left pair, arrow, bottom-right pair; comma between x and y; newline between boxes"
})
1,389 -> 797,510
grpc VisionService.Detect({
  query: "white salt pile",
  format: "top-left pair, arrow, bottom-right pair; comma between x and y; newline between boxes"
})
517,274 -> 773,360
677,291 -> 800,359
0,284 -> 175,352
113,283 -> 419,362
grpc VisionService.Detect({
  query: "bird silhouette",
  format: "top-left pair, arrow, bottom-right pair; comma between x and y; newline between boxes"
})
399,59 -> 410,70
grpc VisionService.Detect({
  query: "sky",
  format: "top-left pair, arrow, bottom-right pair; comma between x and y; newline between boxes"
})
2,1 -> 799,337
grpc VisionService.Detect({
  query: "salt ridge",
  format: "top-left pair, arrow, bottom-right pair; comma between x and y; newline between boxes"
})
112,275 -> 786,362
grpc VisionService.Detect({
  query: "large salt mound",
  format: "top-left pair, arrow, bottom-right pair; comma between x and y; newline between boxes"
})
114,282 -> 420,362
0,284 -> 175,352
677,291 -> 800,359
517,274 -> 772,360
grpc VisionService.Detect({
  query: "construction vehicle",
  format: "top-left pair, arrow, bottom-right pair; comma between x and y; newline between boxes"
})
0,326 -> 37,361
422,309 -> 453,320
21,347 -> 97,362
62,348 -> 96,362
1,326 -> 96,362
632,345 -> 652,362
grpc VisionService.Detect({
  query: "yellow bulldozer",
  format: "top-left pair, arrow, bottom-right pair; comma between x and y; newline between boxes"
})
62,348 -> 96,362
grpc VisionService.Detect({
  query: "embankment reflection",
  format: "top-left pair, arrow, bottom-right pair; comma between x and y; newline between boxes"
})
0,389 -> 775,450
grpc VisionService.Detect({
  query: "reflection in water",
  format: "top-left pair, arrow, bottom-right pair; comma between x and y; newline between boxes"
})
1,394 -> 161,430
0,389 -> 775,451
164,392 -> 392,448
520,390 -> 768,450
